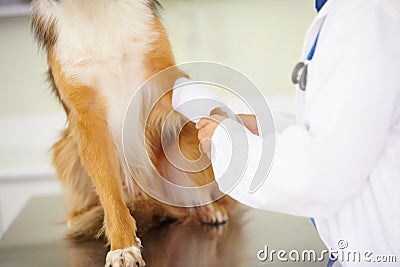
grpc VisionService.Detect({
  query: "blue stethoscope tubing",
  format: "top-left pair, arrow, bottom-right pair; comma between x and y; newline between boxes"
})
292,0 -> 326,91
291,32 -> 320,91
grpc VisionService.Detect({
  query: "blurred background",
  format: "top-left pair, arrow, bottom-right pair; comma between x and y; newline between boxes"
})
0,0 -> 314,236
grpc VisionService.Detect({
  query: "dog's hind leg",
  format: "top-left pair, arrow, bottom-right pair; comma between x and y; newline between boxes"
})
150,109 -> 234,225
178,122 -> 233,225
49,51 -> 144,267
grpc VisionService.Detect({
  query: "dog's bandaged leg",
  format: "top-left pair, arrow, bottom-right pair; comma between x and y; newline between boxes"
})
172,78 -> 236,123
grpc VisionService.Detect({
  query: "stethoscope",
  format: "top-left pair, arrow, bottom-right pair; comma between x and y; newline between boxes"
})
291,32 -> 320,91
292,0 -> 327,91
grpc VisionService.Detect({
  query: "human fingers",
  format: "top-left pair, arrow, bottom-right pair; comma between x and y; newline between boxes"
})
236,114 -> 259,135
196,117 -> 213,129
197,125 -> 213,141
210,108 -> 228,117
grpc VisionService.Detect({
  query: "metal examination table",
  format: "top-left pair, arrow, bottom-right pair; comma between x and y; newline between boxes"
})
0,196 -> 328,266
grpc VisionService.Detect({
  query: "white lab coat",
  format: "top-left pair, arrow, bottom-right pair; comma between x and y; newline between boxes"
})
209,0 -> 400,266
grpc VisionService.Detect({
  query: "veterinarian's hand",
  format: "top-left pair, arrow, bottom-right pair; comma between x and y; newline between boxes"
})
196,115 -> 227,158
236,114 -> 259,136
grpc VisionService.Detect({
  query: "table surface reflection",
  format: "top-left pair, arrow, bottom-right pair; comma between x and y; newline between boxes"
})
0,196 -> 328,267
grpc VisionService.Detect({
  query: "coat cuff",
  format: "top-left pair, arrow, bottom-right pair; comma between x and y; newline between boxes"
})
211,118 -> 260,194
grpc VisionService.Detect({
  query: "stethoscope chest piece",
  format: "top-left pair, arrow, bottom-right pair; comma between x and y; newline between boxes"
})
292,61 -> 308,91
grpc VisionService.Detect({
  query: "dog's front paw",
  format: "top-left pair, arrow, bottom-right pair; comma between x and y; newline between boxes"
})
105,246 -> 145,267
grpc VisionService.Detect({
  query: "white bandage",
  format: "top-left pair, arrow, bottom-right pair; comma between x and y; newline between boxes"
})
172,78 -> 235,123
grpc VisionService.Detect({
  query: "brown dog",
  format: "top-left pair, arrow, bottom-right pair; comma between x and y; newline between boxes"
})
31,1 -> 235,266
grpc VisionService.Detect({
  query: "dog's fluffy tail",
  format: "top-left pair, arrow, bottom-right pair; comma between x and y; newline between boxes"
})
65,199 -> 175,241
66,206 -> 105,241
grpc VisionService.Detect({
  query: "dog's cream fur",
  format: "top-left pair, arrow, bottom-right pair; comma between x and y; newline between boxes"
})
32,1 -> 235,266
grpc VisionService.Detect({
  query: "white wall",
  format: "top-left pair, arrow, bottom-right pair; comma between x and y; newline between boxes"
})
0,0 -> 315,236
162,0 -> 314,96
0,15 -> 59,116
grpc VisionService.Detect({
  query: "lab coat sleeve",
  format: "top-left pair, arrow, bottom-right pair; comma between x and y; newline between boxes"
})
212,1 -> 400,219
272,111 -> 295,133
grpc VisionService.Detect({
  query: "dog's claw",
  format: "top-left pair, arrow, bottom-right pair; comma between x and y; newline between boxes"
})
135,237 -> 143,248
197,204 -> 229,225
